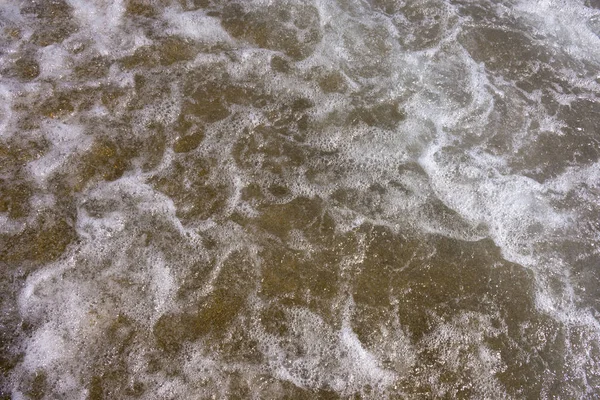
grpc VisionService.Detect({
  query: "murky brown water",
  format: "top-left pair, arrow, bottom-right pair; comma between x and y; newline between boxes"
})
1,0 -> 600,398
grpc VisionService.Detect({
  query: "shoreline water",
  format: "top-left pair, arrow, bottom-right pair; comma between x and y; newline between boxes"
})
1,0 -> 600,398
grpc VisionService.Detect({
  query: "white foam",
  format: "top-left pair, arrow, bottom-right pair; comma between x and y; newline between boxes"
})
421,311 -> 507,398
37,45 -> 71,79
419,142 -> 570,268
18,255 -> 75,320
138,81 -> 182,126
67,0 -> 145,57
0,84 -> 14,138
22,326 -> 67,369
5,0 -> 600,397
162,8 -> 233,44
27,122 -> 92,182
150,258 -> 175,314
250,304 -> 398,396
338,324 -> 397,390
29,193 -> 56,210
548,159 -> 600,194
514,0 -> 600,63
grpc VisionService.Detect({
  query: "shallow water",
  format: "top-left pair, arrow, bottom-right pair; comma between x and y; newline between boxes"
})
1,0 -> 600,398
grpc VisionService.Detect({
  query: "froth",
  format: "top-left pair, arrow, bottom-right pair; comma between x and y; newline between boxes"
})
162,8 -> 233,44
255,306 -> 398,396
28,122 -> 92,181
37,45 -> 71,79
0,85 -> 14,139
515,0 -> 600,63
67,0 -> 127,55
420,312 -> 508,398
419,142 -> 569,268
3,0 -> 600,397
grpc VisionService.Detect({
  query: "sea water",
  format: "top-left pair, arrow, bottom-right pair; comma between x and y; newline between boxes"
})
1,0 -> 600,398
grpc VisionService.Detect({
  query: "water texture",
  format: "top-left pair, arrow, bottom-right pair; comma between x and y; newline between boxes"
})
1,0 -> 600,398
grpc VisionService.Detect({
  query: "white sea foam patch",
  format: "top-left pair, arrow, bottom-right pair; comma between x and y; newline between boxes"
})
15,265 -> 103,397
0,2 -> 23,24
514,0 -> 600,63
16,277 -> 127,398
66,0 -> 147,56
137,81 -> 182,127
11,176 -> 204,394
337,324 -> 398,389
0,84 -> 14,138
75,176 -> 201,258
548,160 -> 600,197
162,7 -> 233,44
15,328 -> 80,399
421,311 -> 507,398
37,44 -> 71,79
22,327 -> 68,370
254,306 -> 398,396
150,259 -> 176,314
419,142 -> 570,268
27,121 -> 92,182
406,48 -> 495,135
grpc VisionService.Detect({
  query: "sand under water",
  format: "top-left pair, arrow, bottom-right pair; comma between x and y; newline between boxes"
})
1,0 -> 600,398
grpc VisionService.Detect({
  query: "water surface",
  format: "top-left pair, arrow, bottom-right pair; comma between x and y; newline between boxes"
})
1,0 -> 600,398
